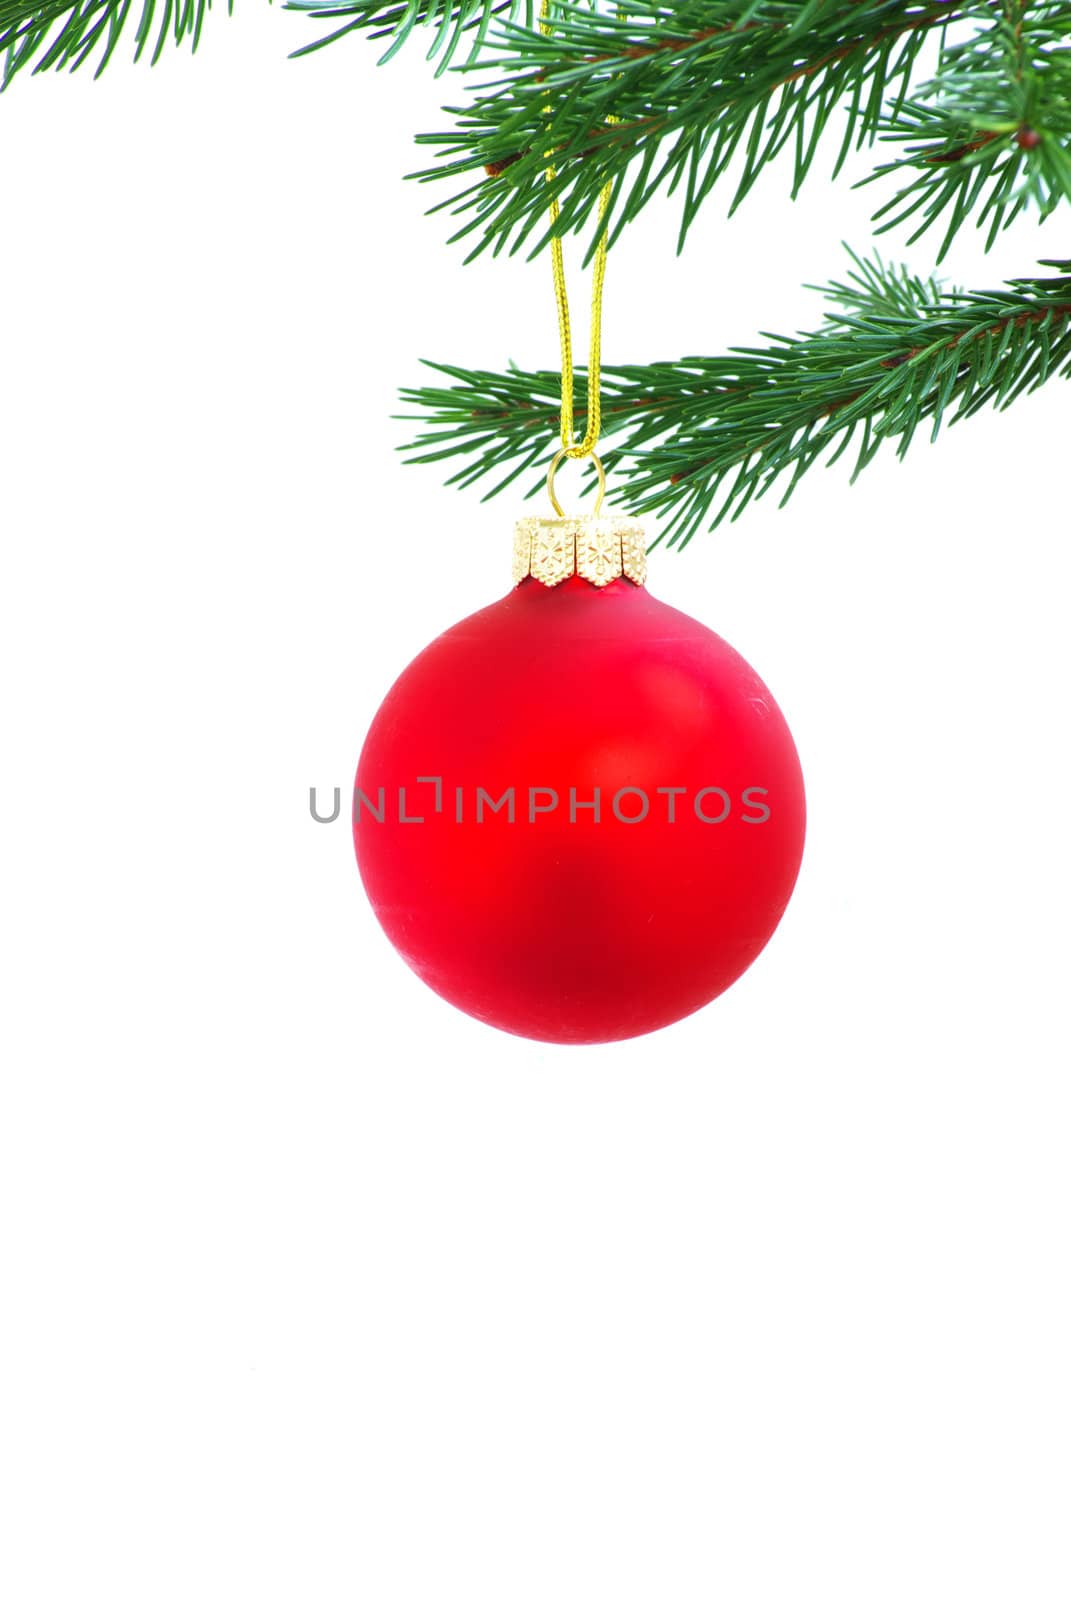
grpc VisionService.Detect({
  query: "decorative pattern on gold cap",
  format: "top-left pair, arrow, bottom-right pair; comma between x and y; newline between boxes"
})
513,516 -> 647,588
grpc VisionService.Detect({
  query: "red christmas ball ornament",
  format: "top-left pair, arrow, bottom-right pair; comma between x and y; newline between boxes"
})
353,507 -> 805,1044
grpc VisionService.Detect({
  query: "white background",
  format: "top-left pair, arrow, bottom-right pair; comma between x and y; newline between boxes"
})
2,11 -> 1069,1597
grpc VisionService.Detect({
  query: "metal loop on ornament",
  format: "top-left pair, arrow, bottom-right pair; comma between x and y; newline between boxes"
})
546,447 -> 606,519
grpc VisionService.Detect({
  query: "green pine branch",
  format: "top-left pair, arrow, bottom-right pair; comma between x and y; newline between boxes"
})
0,0 -> 521,87
6,0 -> 1070,549
0,0 -> 228,86
285,0 -> 531,70
410,0 -> 965,262
863,0 -> 1071,259
398,253 -> 1071,545
408,0 -> 1071,264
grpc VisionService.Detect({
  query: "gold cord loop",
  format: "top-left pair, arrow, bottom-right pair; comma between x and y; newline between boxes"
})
546,447 -> 607,518
540,0 -> 612,479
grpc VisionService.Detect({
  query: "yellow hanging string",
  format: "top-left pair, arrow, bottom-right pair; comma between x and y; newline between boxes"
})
539,0 -> 612,462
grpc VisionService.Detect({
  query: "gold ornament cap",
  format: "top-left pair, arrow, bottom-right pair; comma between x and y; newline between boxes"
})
513,447 -> 647,588
512,515 -> 647,589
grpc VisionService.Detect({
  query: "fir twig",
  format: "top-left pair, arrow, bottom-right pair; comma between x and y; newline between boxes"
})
409,0 -> 968,262
0,0 -> 229,87
862,0 -> 1071,259
284,0 -> 531,71
397,253 -> 1071,544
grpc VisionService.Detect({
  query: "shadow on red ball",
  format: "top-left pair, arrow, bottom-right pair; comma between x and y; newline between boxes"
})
354,575 -> 805,1044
